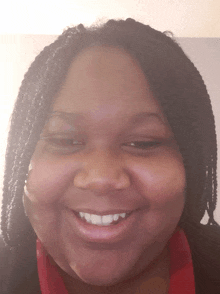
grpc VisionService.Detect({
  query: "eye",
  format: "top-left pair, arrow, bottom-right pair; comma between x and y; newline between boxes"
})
40,134 -> 85,154
121,140 -> 164,156
46,137 -> 80,147
125,141 -> 162,149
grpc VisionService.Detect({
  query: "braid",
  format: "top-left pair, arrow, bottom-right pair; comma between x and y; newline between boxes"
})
1,18 -> 218,247
1,28 -> 88,246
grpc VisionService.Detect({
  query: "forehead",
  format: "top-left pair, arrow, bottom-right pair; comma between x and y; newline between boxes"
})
52,46 -> 164,122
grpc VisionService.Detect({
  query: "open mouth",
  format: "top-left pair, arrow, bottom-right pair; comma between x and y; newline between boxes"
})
75,211 -> 132,226
68,209 -> 139,243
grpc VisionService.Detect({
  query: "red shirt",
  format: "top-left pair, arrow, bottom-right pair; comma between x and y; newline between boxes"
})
37,230 -> 195,294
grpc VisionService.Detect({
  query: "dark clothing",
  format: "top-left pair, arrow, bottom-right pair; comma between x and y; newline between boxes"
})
1,223 -> 220,294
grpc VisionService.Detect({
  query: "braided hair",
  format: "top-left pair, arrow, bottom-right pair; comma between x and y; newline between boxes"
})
1,18 -> 218,247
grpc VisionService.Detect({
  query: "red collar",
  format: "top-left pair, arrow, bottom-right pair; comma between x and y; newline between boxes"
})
37,229 -> 195,294
169,229 -> 195,294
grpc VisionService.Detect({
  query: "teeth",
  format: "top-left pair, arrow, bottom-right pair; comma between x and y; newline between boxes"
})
78,212 -> 128,226
91,214 -> 102,225
84,213 -> 91,223
79,212 -> 84,218
102,215 -> 114,226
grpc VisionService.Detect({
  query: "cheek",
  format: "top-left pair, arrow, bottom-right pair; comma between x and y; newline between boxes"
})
128,153 -> 186,242
130,153 -> 186,207
26,157 -> 78,203
23,194 -> 64,263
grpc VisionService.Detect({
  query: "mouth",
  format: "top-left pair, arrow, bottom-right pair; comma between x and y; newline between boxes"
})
68,209 -> 139,243
75,211 -> 132,226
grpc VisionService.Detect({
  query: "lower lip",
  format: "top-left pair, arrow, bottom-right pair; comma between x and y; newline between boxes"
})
67,210 -> 140,244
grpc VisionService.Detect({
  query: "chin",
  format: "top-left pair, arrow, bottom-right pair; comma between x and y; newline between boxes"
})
69,262 -> 131,286
77,273 -> 125,287
78,275 -> 119,286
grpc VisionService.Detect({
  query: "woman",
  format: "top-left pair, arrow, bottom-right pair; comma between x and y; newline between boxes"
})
1,18 -> 220,294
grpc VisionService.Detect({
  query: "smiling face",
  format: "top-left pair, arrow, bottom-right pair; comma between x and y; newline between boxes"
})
24,46 -> 186,286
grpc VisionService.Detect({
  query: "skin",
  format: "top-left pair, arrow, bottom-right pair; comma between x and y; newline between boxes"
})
24,46 -> 186,293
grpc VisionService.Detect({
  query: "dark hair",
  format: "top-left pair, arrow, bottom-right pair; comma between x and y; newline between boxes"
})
1,18 -> 218,247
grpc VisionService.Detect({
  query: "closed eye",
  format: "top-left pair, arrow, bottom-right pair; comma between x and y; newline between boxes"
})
121,140 -> 165,156
40,134 -> 85,154
45,137 -> 83,147
123,141 -> 162,149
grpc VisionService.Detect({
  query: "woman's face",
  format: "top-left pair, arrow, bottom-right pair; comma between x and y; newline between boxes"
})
24,46 -> 186,286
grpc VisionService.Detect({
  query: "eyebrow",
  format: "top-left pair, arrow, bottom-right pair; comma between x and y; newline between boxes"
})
128,112 -> 165,126
46,111 -> 83,124
47,111 -> 165,126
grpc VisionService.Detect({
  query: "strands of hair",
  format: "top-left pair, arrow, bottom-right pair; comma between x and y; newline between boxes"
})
1,18 -> 218,248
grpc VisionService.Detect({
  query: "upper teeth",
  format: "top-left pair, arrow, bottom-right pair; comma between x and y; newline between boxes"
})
78,212 -> 127,226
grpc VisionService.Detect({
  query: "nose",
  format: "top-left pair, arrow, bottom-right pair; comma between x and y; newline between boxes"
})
73,150 -> 130,193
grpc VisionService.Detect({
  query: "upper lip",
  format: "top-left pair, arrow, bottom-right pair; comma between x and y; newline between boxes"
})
71,208 -> 135,215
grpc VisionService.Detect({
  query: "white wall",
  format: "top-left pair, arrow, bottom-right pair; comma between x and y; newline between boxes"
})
0,0 -> 220,37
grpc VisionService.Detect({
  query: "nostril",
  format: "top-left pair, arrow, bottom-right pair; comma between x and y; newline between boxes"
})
73,168 -> 130,191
